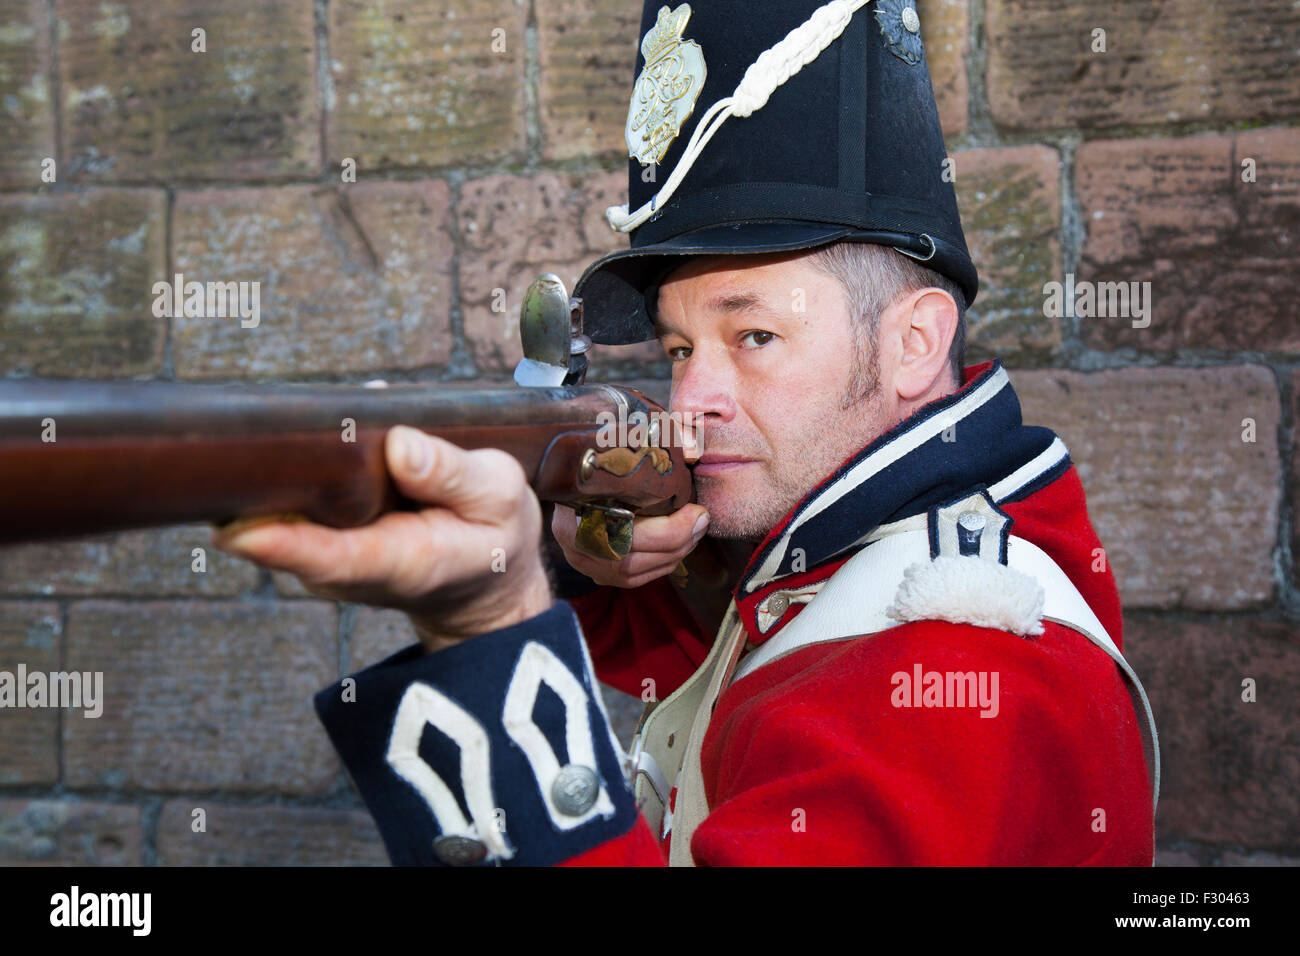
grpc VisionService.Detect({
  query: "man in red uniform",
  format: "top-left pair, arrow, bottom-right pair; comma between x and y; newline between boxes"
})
214,0 -> 1158,865
552,248 -> 1159,866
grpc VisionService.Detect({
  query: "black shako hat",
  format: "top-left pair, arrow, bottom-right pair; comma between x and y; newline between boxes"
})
573,0 -> 977,345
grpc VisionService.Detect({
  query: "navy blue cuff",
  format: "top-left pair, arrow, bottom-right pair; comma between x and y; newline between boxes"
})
314,601 -> 638,866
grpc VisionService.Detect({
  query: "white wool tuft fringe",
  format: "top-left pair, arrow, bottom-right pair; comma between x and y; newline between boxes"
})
886,555 -> 1046,637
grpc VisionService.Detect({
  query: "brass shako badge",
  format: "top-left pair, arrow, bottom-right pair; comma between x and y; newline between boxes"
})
625,4 -> 707,166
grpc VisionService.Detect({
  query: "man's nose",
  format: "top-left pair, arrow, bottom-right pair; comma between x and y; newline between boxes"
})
669,346 -> 734,463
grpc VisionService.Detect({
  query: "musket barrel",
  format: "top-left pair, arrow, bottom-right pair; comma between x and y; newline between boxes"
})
0,380 -> 625,435
0,380 -> 693,546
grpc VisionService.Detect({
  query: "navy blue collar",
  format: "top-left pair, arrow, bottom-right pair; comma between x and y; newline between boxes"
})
737,361 -> 1068,596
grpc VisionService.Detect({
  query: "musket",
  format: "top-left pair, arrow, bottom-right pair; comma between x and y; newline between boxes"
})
0,275 -> 696,567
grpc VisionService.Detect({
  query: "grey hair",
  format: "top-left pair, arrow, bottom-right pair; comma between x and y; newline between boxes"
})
805,241 -> 968,395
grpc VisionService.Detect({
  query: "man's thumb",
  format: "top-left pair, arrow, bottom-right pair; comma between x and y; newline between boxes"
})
391,425 -> 432,479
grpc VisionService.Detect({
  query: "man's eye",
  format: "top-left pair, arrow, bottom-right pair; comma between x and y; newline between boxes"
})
665,345 -> 691,361
741,330 -> 776,348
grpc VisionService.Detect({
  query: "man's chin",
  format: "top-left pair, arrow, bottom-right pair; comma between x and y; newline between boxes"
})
709,525 -> 769,544
694,487 -> 778,543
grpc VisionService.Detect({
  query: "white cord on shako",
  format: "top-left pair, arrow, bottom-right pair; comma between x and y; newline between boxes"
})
605,0 -> 873,234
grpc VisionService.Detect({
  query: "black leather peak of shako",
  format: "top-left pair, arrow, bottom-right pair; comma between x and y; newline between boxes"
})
574,0 -> 977,345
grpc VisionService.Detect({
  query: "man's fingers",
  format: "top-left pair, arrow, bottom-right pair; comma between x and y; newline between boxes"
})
552,502 -> 709,557
629,504 -> 709,553
551,501 -> 708,589
213,518 -> 351,578
385,426 -> 529,522
592,548 -> 687,580
213,509 -> 460,597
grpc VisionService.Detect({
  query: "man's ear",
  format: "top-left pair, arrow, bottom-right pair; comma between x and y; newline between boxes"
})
892,288 -> 959,402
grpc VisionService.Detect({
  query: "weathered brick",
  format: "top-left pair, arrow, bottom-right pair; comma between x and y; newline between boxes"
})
1124,614 -> 1300,848
1153,848 -> 1200,867
1013,366 -> 1280,609
349,606 -> 417,672
579,168 -> 642,256
172,181 -> 453,378
0,525 -> 259,597
1220,849 -> 1300,866
954,146 -> 1061,365
63,601 -> 339,792
272,570 -> 315,599
58,0 -> 319,181
328,0 -> 526,171
1237,128 -> 1300,240
1076,131 -> 1300,354
1078,137 -> 1233,266
1233,127 -> 1300,351
0,189 -> 166,377
0,0 -> 54,187
918,0 -> 968,138
459,170 -> 662,375
987,0 -> 1300,131
585,342 -> 672,383
156,800 -> 386,865
601,684 -> 643,748
0,602 -> 60,784
536,0 -> 641,161
1293,370 -> 1300,590
0,799 -> 142,865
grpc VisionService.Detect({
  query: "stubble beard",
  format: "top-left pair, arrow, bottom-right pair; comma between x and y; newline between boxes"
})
694,460 -> 819,542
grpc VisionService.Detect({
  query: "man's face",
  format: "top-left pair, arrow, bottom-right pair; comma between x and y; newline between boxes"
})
653,250 -> 899,542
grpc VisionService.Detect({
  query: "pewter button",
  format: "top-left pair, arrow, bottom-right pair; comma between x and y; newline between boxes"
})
958,511 -> 986,532
433,835 -> 487,866
768,592 -> 791,615
902,7 -> 920,33
552,764 -> 600,816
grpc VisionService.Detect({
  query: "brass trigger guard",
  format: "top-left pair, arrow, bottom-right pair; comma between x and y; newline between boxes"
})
574,503 -> 636,560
